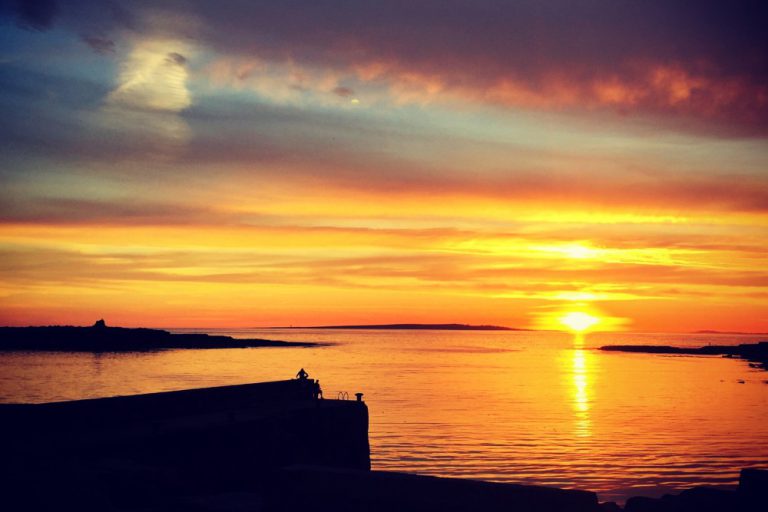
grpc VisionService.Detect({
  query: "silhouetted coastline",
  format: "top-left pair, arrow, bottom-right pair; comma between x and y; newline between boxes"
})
600,341 -> 768,371
0,321 -> 317,352
301,323 -> 523,331
694,330 -> 768,335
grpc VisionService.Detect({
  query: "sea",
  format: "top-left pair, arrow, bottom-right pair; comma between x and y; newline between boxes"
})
1,328 -> 766,503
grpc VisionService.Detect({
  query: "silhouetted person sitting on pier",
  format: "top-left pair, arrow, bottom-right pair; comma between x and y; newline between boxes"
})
296,368 -> 308,380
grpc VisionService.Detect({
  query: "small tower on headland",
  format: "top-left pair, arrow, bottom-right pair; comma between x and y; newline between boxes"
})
93,319 -> 107,328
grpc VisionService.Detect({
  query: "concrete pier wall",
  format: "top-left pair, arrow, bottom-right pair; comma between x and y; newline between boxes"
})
1,380 -> 370,510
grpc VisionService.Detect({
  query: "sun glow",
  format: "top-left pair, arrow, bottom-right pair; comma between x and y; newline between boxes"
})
537,243 -> 603,259
559,312 -> 600,332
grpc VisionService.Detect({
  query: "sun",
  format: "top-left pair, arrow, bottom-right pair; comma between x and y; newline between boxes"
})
559,312 -> 600,333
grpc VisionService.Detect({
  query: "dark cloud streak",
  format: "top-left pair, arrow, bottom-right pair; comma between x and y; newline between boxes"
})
0,196 -> 224,226
161,0 -> 768,135
80,34 -> 115,54
332,86 -> 354,98
12,0 -> 58,31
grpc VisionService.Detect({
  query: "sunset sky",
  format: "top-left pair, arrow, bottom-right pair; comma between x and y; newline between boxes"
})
1,1 -> 767,331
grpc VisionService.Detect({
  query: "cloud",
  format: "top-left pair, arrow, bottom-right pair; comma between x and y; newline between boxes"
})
80,34 -> 115,54
0,196 -> 223,225
166,52 -> 187,66
2,227 -> 767,301
13,0 -> 57,31
7,1 -> 766,134
4,66 -> 765,218
332,86 -> 354,98
94,37 -> 194,158
107,39 -> 192,112
155,0 -> 768,135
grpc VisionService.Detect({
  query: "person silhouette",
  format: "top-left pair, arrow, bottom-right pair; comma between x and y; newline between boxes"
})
296,368 -> 308,380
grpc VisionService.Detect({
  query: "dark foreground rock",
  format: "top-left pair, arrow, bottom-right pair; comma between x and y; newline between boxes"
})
600,341 -> 768,371
623,469 -> 768,511
0,323 -> 316,351
264,466 -> 598,512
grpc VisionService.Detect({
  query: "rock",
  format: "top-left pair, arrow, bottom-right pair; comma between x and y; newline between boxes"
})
668,487 -> 737,511
624,495 -> 669,511
171,492 -> 265,512
265,466 -> 600,512
739,468 -> 768,509
626,486 -> 741,512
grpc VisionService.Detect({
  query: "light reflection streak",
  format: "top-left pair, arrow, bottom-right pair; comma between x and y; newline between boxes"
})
571,333 -> 592,437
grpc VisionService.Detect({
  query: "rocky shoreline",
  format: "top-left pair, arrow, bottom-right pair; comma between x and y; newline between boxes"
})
600,341 -> 768,372
0,321 -> 317,351
619,469 -> 767,512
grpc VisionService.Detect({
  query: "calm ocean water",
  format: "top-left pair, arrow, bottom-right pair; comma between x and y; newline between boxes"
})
1,329 -> 766,503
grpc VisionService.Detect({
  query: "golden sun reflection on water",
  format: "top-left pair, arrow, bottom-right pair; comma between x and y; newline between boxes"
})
570,333 -> 592,437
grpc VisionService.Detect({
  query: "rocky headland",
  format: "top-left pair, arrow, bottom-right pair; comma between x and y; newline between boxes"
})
0,320 -> 317,351
307,323 -> 521,330
600,341 -> 768,372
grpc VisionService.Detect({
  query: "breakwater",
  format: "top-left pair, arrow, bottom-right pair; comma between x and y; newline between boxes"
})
1,378 -> 765,511
1,379 -> 368,510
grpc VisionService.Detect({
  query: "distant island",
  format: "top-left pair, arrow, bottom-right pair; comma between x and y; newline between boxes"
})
600,341 -> 768,372
693,330 -> 768,335
0,320 -> 316,352
298,323 -> 523,331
